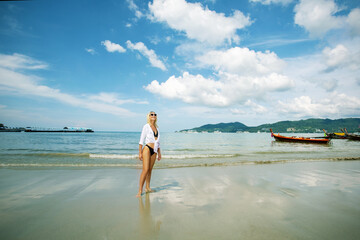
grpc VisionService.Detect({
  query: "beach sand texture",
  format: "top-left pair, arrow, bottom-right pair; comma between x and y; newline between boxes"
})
1,161 -> 359,240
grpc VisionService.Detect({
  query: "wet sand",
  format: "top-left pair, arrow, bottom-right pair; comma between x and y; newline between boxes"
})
0,161 -> 359,240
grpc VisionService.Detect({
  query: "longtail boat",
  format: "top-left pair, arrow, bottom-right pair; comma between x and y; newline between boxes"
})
270,129 -> 330,144
322,129 -> 347,139
344,128 -> 360,141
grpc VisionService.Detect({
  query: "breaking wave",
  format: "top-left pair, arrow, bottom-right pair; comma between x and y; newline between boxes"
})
1,157 -> 359,169
0,152 -> 241,159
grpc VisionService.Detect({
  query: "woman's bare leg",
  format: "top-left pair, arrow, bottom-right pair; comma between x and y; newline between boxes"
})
137,147 -> 151,197
145,153 -> 157,192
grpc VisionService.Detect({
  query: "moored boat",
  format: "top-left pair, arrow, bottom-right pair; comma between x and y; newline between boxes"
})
322,129 -> 347,139
270,129 -> 330,144
344,128 -> 360,141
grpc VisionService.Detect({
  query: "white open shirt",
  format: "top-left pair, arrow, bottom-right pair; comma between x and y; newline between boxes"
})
139,123 -> 160,153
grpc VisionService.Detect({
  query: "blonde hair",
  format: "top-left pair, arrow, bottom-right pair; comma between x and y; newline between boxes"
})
146,111 -> 158,128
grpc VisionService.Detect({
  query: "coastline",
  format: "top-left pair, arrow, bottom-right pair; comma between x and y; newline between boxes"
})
1,161 -> 359,239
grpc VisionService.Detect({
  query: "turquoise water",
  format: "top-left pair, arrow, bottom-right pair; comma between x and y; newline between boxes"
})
0,132 -> 359,168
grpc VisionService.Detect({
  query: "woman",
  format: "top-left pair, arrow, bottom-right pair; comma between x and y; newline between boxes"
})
137,111 -> 161,197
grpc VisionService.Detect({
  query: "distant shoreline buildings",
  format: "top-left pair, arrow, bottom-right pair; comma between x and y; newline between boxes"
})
0,124 -> 94,133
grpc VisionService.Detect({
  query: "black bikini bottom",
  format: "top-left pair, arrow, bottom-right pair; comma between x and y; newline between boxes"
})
145,144 -> 155,156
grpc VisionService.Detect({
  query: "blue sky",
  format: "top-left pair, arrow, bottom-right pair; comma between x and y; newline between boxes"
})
0,0 -> 359,131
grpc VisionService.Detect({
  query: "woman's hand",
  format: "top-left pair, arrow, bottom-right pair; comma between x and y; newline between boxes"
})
139,152 -> 143,161
157,152 -> 161,161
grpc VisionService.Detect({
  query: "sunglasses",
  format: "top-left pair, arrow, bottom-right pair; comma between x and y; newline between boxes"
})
150,113 -> 157,116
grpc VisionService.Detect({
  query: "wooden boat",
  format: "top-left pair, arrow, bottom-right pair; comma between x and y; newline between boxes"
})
270,129 -> 330,144
344,128 -> 360,141
322,129 -> 347,139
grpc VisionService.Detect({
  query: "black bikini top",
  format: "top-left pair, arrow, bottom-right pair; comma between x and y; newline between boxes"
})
153,130 -> 158,138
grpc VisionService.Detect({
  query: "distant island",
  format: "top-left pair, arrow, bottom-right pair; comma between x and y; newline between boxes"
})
178,118 -> 360,133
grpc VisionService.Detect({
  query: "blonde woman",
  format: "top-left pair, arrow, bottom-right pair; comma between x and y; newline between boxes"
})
137,111 -> 161,197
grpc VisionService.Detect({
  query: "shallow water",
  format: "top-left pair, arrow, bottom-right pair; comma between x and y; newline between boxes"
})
0,131 -> 359,168
0,161 -> 359,240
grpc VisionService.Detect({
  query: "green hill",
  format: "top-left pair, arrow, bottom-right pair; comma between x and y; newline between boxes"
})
179,118 -> 360,133
182,122 -> 249,133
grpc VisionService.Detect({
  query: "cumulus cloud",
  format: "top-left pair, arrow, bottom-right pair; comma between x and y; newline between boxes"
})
145,71 -> 294,107
0,53 -> 139,116
196,47 -> 286,76
146,45 -> 294,108
146,72 -> 226,106
322,44 -> 349,69
250,0 -> 293,5
322,44 -> 360,71
101,40 -> 126,53
148,0 -> 251,45
347,8 -> 360,36
278,94 -> 360,118
294,0 -> 345,37
126,40 -> 167,71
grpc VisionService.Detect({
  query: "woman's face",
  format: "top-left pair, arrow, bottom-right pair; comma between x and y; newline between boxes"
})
150,112 -> 157,119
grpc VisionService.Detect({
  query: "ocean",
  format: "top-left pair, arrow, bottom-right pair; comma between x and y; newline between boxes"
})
1,131 -> 359,168
1,131 -> 360,239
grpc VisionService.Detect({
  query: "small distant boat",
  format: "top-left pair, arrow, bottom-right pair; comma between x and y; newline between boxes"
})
270,129 -> 330,144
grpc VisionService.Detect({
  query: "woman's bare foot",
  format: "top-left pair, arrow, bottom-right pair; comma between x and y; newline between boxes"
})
145,188 -> 154,193
136,191 -> 142,198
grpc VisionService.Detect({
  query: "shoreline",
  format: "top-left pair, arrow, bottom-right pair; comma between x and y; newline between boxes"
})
1,156 -> 360,170
1,161 -> 359,239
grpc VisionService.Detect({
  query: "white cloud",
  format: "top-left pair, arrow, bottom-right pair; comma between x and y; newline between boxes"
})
146,72 -> 226,106
127,0 -> 144,19
247,37 -> 312,49
294,0 -> 345,37
0,53 -> 48,70
283,35 -> 360,95
148,0 -> 251,45
0,53 -> 138,117
277,94 -> 360,118
85,48 -> 96,55
175,41 -> 213,59
231,100 -> 267,115
319,78 -> 338,92
146,45 -> 294,108
244,100 -> 268,113
126,40 -> 167,71
101,40 -> 126,53
250,0 -> 293,5
88,92 -> 149,105
347,8 -> 360,36
196,47 -> 286,76
322,43 -> 360,71
145,71 -> 294,107
322,44 -> 349,69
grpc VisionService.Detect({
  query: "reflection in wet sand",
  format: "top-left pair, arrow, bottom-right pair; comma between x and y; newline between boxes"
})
138,193 -> 161,240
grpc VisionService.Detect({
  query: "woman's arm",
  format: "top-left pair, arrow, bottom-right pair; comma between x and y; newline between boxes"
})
138,124 -> 147,161
157,148 -> 161,161
139,144 -> 143,161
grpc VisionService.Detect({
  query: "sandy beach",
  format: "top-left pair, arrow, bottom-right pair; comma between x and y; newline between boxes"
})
1,161 -> 359,240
